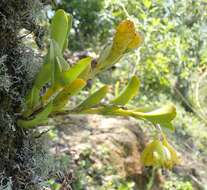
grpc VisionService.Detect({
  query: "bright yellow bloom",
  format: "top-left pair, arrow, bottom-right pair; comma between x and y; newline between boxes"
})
113,20 -> 143,53
97,20 -> 143,70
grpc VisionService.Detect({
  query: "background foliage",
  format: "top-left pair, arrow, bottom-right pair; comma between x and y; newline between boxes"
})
52,0 -> 207,189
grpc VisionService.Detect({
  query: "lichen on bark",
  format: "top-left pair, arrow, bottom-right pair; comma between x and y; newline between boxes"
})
0,1 -> 50,189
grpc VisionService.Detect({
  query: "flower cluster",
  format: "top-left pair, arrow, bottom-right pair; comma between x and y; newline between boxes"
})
141,133 -> 180,169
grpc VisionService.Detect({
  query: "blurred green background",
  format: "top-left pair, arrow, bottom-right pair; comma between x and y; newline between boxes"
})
46,0 -> 207,189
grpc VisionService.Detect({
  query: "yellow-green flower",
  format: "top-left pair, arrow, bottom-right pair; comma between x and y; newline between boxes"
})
141,135 -> 180,169
97,20 -> 143,70
162,134 -> 181,169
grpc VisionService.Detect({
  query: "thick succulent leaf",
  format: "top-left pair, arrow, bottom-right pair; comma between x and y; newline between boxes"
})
62,14 -> 72,51
18,102 -> 53,128
131,104 -> 176,124
66,14 -> 72,36
50,40 -> 56,86
79,104 -> 176,131
60,57 -> 92,85
63,38 -> 69,52
75,86 -> 108,111
33,38 -> 69,89
51,40 -> 69,86
78,105 -> 117,115
78,62 -> 92,80
52,40 -> 69,71
50,41 -> 90,86
132,106 -> 154,113
52,79 -> 86,112
111,76 -> 140,105
96,43 -> 114,70
54,56 -> 68,86
51,9 -> 69,51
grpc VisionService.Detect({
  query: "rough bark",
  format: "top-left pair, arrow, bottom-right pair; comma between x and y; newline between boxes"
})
0,1 -> 46,189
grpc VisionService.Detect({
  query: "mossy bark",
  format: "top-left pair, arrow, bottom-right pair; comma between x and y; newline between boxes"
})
0,1 -> 46,189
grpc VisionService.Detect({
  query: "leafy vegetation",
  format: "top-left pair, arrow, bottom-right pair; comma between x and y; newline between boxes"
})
17,9 -> 182,172
51,0 -> 207,189
1,0 -> 206,189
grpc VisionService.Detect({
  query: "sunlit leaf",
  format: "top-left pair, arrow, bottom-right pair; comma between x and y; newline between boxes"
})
60,57 -> 92,85
52,79 -> 86,112
51,40 -> 69,86
78,104 -> 176,132
62,14 -> 72,51
51,9 -> 70,51
75,86 -> 108,111
127,32 -> 143,49
111,76 -> 140,105
78,61 -> 92,80
131,104 -> 176,124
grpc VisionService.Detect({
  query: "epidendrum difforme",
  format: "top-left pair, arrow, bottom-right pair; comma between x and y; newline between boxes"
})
18,9 -> 180,169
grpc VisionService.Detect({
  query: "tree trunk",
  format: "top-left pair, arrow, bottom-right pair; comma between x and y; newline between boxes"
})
0,1 -> 45,189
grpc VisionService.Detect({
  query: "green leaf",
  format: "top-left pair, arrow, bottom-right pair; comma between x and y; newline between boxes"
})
50,40 -> 56,86
111,76 -> 140,105
75,86 -> 108,111
131,104 -> 176,123
23,41 -> 55,114
52,79 -> 86,112
18,102 -> 53,128
96,43 -> 114,70
77,61 -> 92,80
62,14 -> 73,51
50,39 -> 77,87
78,104 -> 176,130
51,9 -> 70,51
49,39 -> 69,86
60,57 -> 92,85
52,39 -> 69,71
